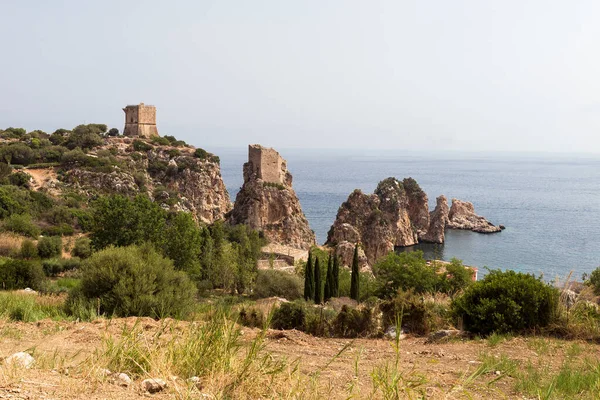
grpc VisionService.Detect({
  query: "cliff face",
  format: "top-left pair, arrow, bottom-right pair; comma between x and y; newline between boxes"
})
326,177 -> 429,266
228,145 -> 315,250
447,199 -> 501,233
421,195 -> 449,244
55,137 -> 231,224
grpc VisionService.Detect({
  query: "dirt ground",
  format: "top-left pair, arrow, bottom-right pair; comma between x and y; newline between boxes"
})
0,318 -> 595,399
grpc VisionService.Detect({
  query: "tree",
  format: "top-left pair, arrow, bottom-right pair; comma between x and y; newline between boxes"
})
107,128 -> 119,137
350,244 -> 360,302
324,253 -> 334,302
332,254 -> 340,297
373,251 -> 439,298
64,124 -> 105,150
314,256 -> 322,304
303,251 -> 314,301
162,212 -> 202,278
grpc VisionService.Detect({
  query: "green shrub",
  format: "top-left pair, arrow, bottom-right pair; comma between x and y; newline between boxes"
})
451,270 -> 559,335
380,289 -> 449,335
332,305 -> 378,338
0,259 -> 45,290
586,266 -> 600,295
133,140 -> 153,152
42,258 -> 63,276
20,239 -> 38,259
37,236 -> 62,258
72,237 -> 92,259
3,214 -> 40,238
8,171 -> 31,187
68,244 -> 197,318
42,223 -> 75,236
61,257 -> 81,272
438,258 -> 474,296
254,270 -> 303,300
64,124 -> 105,150
238,307 -> 265,328
151,136 -> 171,146
271,301 -> 307,330
373,251 -> 439,297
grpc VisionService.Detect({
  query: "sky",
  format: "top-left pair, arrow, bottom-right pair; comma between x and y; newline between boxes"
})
1,0 -> 599,153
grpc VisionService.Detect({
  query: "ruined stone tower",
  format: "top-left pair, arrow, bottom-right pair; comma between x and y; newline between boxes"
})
122,103 -> 159,138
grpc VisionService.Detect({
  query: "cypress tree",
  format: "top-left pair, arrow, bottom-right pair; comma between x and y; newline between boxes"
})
350,244 -> 360,302
314,257 -> 322,304
332,254 -> 340,297
324,253 -> 334,302
303,251 -> 314,301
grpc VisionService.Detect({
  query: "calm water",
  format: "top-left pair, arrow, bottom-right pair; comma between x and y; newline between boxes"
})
217,147 -> 600,280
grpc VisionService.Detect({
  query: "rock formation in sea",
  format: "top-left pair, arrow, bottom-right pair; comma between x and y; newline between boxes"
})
447,199 -> 501,233
421,195 -> 450,244
228,144 -> 315,250
326,177 -> 429,266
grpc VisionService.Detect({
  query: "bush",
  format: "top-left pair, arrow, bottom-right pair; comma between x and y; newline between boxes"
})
0,259 -> 45,290
238,307 -> 265,328
151,136 -> 170,146
271,301 -> 307,330
133,140 -> 153,152
332,305 -> 378,338
380,289 -> 450,335
20,239 -> 38,259
42,258 -> 63,276
68,244 -> 197,318
438,258 -> 473,296
72,237 -> 92,259
37,236 -> 62,258
62,257 -> 81,272
586,266 -> 600,295
3,214 -> 40,238
64,124 -> 105,150
451,270 -> 559,335
8,171 -> 31,187
254,270 -> 303,300
373,251 -> 439,297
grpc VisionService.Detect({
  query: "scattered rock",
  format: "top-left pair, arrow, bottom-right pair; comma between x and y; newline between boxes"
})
425,329 -> 468,344
141,378 -> 167,393
385,326 -> 406,340
447,199 -> 501,233
4,352 -> 34,368
188,376 -> 203,390
115,372 -> 132,387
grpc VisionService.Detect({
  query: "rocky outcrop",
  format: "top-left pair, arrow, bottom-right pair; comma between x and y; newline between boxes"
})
228,145 -> 315,250
447,199 -> 501,233
421,195 -> 449,244
326,177 -> 429,266
58,137 -> 231,224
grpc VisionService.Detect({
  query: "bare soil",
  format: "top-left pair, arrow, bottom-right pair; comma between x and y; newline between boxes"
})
0,318 -> 595,399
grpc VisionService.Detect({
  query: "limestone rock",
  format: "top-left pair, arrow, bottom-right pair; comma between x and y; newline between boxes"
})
447,199 -> 501,233
229,145 -> 315,250
115,372 -> 132,387
141,378 -> 167,393
326,177 -> 429,266
425,329 -> 468,344
4,352 -> 34,369
421,195 -> 449,244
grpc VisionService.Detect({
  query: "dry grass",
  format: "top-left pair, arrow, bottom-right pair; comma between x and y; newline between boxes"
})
0,232 -> 25,257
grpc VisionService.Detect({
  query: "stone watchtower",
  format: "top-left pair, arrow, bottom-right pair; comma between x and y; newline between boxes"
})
122,103 -> 159,138
246,144 -> 292,186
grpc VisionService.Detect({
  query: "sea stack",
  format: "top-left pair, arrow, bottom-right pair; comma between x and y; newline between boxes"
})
447,199 -> 501,233
228,144 -> 315,249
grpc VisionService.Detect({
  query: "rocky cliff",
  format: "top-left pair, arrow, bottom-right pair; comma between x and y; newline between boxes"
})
421,195 -> 449,244
228,145 -> 315,250
39,136 -> 231,224
326,177 -> 429,266
447,199 -> 501,233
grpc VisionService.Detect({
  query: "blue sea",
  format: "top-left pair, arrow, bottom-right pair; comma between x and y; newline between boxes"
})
217,148 -> 600,280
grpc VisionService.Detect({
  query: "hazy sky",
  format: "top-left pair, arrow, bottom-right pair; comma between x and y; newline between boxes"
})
1,1 -> 599,153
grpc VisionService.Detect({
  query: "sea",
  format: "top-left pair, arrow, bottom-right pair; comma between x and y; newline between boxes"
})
216,147 -> 600,281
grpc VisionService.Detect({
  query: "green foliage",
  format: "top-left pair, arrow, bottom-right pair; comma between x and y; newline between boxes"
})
72,237 -> 92,259
0,127 -> 26,139
585,266 -> 600,295
151,136 -> 171,146
380,289 -> 450,335
314,257 -> 322,304
263,182 -> 285,190
90,195 -> 166,250
254,270 -> 303,300
162,212 -> 201,277
238,307 -> 265,328
271,301 -> 307,330
350,244 -> 360,301
452,269 -> 559,335
107,128 -> 119,137
332,305 -> 377,338
132,139 -> 153,152
37,236 -> 62,258
69,244 -> 197,318
324,253 -> 334,302
0,259 -> 45,290
0,163 -> 12,180
304,251 -> 314,301
0,143 -> 35,165
3,214 -> 40,238
332,254 -> 340,297
438,258 -> 473,295
8,171 -> 31,187
64,124 -> 105,150
20,239 -> 38,259
373,251 -> 439,297
194,148 -> 219,163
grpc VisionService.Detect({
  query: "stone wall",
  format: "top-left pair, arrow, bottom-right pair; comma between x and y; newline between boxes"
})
123,103 -> 159,138
248,145 -> 284,184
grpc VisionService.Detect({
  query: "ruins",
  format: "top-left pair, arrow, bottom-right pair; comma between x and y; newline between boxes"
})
122,103 -> 159,138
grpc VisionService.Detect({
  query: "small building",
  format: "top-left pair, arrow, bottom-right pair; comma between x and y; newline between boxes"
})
122,103 -> 159,138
